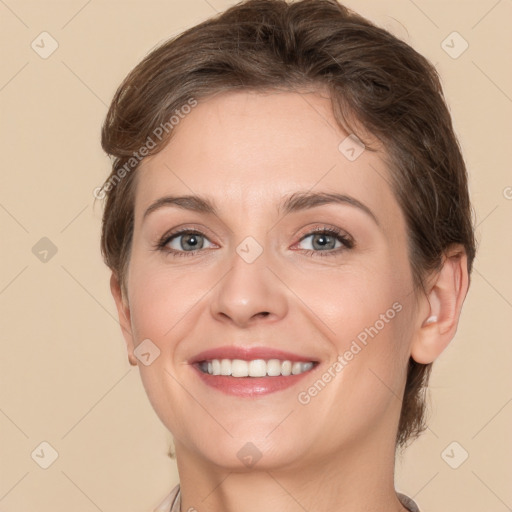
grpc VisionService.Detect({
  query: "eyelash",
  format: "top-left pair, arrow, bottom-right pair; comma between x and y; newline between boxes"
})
153,225 -> 355,259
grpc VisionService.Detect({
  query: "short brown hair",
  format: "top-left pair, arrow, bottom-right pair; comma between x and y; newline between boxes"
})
99,0 -> 476,450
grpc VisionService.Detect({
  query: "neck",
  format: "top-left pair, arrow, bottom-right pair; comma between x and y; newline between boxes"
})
174,432 -> 408,512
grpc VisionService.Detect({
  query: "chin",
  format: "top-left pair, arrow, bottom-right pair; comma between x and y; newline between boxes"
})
199,436 -> 307,472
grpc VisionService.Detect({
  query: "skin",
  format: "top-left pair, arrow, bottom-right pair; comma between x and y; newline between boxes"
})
110,89 -> 469,512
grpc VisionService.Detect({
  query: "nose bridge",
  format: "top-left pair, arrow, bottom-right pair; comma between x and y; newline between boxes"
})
209,234 -> 288,326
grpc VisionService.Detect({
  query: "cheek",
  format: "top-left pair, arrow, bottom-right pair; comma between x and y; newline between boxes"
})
285,252 -> 410,347
127,260 -> 208,344
289,252 -> 412,408
125,264 -> 201,433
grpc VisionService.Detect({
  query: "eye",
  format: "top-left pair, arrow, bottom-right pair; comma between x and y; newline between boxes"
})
153,225 -> 354,259
295,227 -> 354,257
155,229 -> 215,257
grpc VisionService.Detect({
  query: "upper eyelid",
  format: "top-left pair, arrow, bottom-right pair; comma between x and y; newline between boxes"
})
297,226 -> 351,240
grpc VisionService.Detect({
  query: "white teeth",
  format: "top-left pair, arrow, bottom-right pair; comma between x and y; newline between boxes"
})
281,360 -> 292,376
200,358 -> 315,377
231,359 -> 249,377
248,359 -> 267,377
291,362 -> 302,375
220,358 -> 232,375
267,359 -> 282,376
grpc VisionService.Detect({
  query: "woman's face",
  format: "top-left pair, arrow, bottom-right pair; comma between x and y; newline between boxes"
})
116,90 -> 423,470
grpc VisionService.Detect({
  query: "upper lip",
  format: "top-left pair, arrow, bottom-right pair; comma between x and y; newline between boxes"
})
189,345 -> 319,364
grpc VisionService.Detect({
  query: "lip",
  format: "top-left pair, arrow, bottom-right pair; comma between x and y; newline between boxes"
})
189,345 -> 320,398
193,369 -> 317,397
189,345 -> 319,364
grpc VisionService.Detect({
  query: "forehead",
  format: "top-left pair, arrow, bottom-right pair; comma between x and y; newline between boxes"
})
134,90 -> 402,229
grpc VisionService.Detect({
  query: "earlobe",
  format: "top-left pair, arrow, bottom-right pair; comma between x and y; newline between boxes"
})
110,273 -> 138,366
411,245 -> 469,364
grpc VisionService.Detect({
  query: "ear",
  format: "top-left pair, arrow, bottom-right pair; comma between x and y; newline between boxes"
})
411,245 -> 470,364
110,272 -> 138,366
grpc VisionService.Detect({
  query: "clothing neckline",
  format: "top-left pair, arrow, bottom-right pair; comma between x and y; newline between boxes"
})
155,484 -> 421,512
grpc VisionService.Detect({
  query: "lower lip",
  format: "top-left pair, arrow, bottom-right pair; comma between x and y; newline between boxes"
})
193,365 -> 316,397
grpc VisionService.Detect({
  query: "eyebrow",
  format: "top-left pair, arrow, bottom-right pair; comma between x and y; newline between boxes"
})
142,191 -> 379,226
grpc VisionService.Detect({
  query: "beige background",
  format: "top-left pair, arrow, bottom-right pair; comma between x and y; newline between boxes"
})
0,0 -> 511,511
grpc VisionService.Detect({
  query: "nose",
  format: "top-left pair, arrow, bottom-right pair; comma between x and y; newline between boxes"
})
209,244 -> 288,328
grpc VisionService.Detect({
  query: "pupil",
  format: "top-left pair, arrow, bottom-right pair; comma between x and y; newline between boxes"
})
183,234 -> 201,250
314,234 -> 334,250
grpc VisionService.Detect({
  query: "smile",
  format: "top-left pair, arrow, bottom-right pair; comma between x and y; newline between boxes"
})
198,358 -> 315,377
190,345 -> 320,397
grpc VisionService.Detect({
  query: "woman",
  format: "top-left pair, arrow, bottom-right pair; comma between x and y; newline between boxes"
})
98,0 -> 476,510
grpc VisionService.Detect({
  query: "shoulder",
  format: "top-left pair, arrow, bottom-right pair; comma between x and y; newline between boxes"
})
397,492 -> 421,512
154,483 -> 180,512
